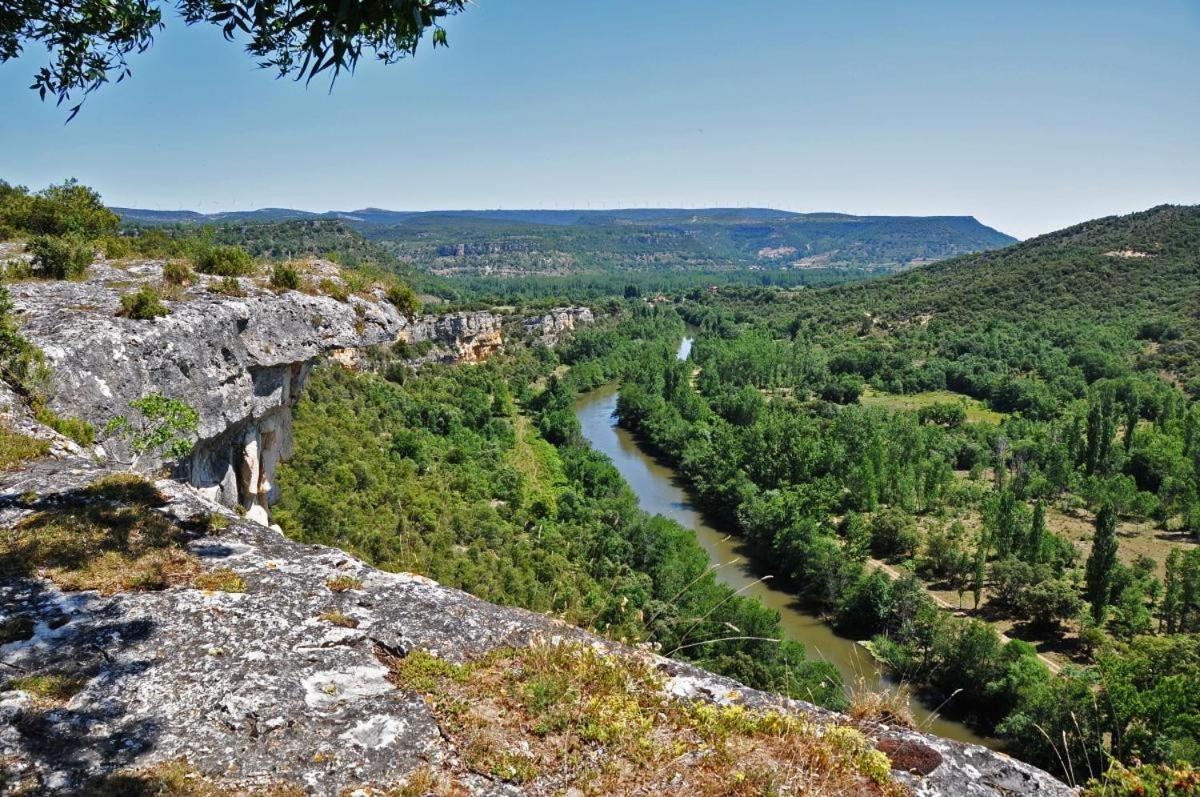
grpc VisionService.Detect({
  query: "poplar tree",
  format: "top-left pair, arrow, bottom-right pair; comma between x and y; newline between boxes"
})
1084,503 -> 1119,623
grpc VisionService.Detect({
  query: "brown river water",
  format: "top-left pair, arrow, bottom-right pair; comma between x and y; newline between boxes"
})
572,335 -> 996,747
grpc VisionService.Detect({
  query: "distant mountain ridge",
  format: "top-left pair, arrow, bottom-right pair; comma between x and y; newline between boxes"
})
112,206 -> 1017,276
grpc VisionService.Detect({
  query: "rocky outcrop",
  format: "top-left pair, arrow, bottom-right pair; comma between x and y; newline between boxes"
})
7,264 -> 591,526
401,311 -> 505,364
8,260 -> 408,523
0,452 -> 1073,796
520,306 -> 595,346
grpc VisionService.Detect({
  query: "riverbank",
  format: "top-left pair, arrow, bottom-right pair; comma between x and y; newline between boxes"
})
573,368 -> 999,748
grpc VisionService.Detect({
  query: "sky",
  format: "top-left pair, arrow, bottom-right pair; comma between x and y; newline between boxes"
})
2,0 -> 1198,239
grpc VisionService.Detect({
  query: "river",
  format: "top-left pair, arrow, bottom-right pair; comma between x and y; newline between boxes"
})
572,334 -> 996,747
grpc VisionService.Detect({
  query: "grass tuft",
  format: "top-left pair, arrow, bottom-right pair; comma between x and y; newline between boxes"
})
326,574 -> 362,593
5,673 -> 86,705
0,424 -> 50,470
193,568 -> 245,593
318,611 -> 358,628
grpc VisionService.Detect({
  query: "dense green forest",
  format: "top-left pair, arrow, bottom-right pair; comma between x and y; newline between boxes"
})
274,306 -> 845,708
613,205 -> 1200,781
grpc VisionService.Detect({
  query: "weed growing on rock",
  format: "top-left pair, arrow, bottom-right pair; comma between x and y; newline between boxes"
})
4,673 -> 86,705
118,284 -> 169,320
209,276 -> 245,297
326,574 -> 362,593
193,568 -> 245,593
162,260 -> 193,285
86,473 -> 167,505
318,611 -> 358,628
378,642 -> 904,795
32,407 -> 95,446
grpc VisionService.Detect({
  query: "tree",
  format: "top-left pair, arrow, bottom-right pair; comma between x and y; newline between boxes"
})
104,393 -> 199,470
2,0 -> 466,118
1026,500 -> 1047,564
1015,579 -> 1081,631
1084,503 -> 1119,623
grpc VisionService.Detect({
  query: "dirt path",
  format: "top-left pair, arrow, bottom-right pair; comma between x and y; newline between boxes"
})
866,558 -> 1064,675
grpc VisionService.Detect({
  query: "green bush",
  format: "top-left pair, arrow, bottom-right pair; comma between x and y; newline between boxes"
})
33,407 -> 95,447
193,245 -> 254,277
209,276 -> 245,297
318,277 -> 349,302
385,282 -> 421,317
270,262 -> 302,291
118,285 -> 169,320
0,286 -> 48,396
100,235 -> 133,259
26,235 -> 93,280
162,261 -> 193,285
1,179 -> 118,239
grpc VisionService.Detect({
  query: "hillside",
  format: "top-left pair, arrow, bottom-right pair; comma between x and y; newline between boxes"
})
113,206 -> 1017,277
791,204 -> 1200,331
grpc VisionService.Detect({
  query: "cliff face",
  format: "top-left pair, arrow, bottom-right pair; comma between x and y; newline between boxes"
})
0,267 -> 1071,796
7,260 -> 582,526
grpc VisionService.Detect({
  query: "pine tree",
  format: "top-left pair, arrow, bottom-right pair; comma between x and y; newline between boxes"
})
1085,503 -> 1119,623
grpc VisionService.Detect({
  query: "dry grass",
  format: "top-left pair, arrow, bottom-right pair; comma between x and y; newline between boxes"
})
0,476 -> 200,595
192,568 -> 245,593
0,425 -> 50,470
326,575 -> 362,593
848,679 -> 916,729
80,760 -> 305,797
318,611 -> 358,628
379,641 -> 905,796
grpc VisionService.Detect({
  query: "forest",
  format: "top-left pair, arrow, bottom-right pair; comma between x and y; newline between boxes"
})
273,305 -> 846,709
614,205 -> 1200,781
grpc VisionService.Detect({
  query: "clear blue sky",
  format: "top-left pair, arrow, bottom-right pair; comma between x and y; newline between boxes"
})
2,0 -> 1197,238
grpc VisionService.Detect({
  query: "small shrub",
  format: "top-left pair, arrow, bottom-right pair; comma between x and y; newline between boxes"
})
5,673 -> 87,704
194,245 -> 255,277
319,611 -> 359,628
270,262 -> 302,291
0,424 -> 50,469
193,568 -> 245,593
34,407 -> 95,446
0,222 -> 15,241
385,282 -> 422,317
209,276 -> 245,296
118,284 -> 169,320
326,574 -> 362,593
162,260 -> 193,285
26,234 -> 93,280
318,277 -> 349,302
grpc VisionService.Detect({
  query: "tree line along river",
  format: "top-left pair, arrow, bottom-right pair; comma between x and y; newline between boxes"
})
572,334 -> 996,748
